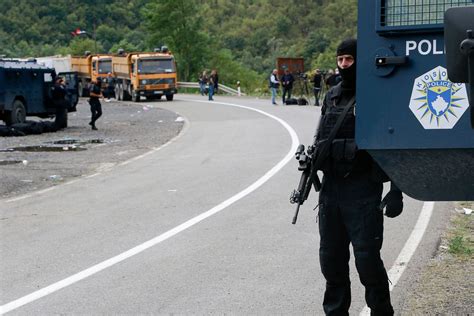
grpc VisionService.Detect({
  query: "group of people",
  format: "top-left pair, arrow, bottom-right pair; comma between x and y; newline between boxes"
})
51,76 -> 103,131
269,68 -> 295,105
269,66 -> 343,107
312,68 -> 342,106
198,70 -> 219,101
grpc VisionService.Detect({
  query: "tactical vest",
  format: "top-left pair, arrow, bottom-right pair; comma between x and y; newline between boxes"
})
316,84 -> 375,178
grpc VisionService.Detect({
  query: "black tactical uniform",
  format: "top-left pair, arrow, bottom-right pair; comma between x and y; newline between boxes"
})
51,77 -> 68,128
315,39 -> 402,316
89,80 -> 103,130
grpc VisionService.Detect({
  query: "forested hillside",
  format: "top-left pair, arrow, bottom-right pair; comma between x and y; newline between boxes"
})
0,0 -> 357,91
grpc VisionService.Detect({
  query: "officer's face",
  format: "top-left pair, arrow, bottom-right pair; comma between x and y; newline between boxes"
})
337,55 -> 354,69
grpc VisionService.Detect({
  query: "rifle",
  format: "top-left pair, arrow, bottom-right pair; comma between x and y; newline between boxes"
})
290,95 -> 356,224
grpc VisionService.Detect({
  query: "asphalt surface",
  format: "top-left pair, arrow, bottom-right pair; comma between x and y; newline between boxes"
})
0,94 -> 452,315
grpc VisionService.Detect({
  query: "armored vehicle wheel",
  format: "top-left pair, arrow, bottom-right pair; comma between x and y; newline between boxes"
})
5,99 -> 26,126
166,94 -> 174,101
123,86 -> 132,101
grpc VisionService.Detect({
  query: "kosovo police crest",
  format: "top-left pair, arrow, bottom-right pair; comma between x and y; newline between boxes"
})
409,66 -> 469,129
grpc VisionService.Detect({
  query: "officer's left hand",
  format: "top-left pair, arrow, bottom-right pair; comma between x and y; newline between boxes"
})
380,190 -> 403,218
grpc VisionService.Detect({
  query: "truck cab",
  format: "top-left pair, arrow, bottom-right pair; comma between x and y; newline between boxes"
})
71,53 -> 113,97
112,48 -> 178,102
357,1 -> 474,200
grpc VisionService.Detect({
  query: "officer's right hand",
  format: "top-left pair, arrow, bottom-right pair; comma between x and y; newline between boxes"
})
380,190 -> 403,218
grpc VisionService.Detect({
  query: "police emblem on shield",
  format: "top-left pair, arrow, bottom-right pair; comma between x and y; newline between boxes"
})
409,66 -> 469,129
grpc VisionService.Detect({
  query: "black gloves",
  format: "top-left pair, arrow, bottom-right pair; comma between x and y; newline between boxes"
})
380,182 -> 403,218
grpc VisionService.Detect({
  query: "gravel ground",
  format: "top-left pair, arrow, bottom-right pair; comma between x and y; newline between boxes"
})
0,98 -> 184,199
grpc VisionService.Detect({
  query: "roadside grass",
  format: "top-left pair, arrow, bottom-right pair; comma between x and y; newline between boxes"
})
401,202 -> 473,314
447,202 -> 473,257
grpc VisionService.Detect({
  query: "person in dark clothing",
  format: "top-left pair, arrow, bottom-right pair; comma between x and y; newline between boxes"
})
312,69 -> 323,106
325,69 -> 340,89
209,70 -> 217,101
88,78 -> 104,130
51,77 -> 69,128
281,69 -> 295,105
314,38 -> 403,316
212,69 -> 219,93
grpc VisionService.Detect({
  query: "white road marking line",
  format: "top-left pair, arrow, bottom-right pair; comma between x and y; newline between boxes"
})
0,100 -> 299,314
359,201 -> 435,315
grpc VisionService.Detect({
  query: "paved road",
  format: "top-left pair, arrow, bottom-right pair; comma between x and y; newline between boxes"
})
0,94 -> 452,314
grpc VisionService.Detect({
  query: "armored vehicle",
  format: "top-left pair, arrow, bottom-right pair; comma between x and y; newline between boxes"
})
357,1 -> 473,200
0,60 -> 78,127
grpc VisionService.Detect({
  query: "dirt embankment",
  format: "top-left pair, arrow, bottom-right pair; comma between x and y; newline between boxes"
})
400,202 -> 473,315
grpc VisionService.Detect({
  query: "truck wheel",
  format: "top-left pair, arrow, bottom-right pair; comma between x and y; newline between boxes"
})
5,99 -> 26,125
132,89 -> 140,102
115,83 -> 121,101
123,86 -> 131,101
166,94 -> 174,101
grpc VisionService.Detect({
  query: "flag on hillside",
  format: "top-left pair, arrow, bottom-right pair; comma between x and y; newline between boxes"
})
70,28 -> 87,37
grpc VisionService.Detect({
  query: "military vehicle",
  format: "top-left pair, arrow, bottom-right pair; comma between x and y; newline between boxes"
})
357,1 -> 473,200
0,60 -> 78,127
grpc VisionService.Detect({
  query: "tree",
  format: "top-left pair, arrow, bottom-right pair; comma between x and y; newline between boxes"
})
144,0 -> 210,81
69,37 -> 103,56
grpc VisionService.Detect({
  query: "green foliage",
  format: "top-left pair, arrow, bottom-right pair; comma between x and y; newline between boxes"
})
447,211 -> 474,257
448,236 -> 472,255
208,49 -> 262,93
144,0 -> 211,81
68,37 -> 104,56
0,0 -> 357,89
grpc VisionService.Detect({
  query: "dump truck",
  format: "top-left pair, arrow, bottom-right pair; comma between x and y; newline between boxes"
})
112,47 -> 178,102
71,53 -> 113,97
0,59 -> 78,127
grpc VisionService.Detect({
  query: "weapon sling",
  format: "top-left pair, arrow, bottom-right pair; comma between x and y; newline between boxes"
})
292,95 -> 356,224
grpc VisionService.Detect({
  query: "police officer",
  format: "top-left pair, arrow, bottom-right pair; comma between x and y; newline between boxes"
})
315,38 -> 403,315
51,77 -> 68,129
88,78 -> 103,130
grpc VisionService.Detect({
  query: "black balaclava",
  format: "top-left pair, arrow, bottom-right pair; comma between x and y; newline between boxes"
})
336,38 -> 357,89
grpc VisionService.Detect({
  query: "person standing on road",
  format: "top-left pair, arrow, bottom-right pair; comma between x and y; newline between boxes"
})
199,71 -> 208,96
281,69 -> 294,105
88,78 -> 104,130
314,38 -> 403,315
312,68 -> 323,106
51,77 -> 68,129
212,69 -> 219,94
208,71 -> 216,101
269,69 -> 280,105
